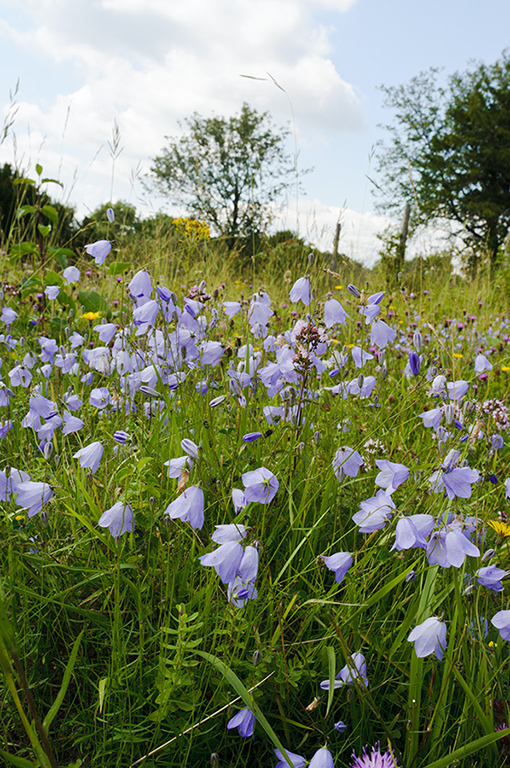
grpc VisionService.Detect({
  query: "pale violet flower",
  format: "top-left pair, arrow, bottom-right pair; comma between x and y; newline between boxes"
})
73,441 -> 104,474
164,486 -> 204,529
321,552 -> 353,584
289,276 -> 312,306
320,652 -> 367,690
332,447 -> 363,479
98,502 -> 134,537
85,239 -> 112,265
408,617 -> 447,660
63,266 -> 80,284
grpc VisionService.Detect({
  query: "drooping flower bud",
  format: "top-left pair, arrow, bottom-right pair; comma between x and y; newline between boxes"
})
347,284 -> 361,298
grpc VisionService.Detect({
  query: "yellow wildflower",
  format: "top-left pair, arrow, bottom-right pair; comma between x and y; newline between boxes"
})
335,285 -> 343,290
453,353 -> 464,359
80,311 -> 101,321
487,520 -> 510,538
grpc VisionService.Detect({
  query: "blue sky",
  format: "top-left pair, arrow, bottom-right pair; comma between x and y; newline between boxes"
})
0,0 -> 509,264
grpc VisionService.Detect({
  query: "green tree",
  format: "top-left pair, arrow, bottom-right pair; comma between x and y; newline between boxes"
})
375,51 -> 510,271
149,103 -> 299,248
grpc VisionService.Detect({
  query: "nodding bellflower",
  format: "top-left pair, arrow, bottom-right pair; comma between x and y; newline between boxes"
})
332,447 -> 363,479
309,748 -> 335,768
408,617 -> 447,660
274,748 -> 306,768
289,276 -> 312,306
491,611 -> 510,640
85,239 -> 112,266
164,486 -> 204,529
242,467 -> 279,504
321,552 -> 353,584
226,707 -> 255,737
15,481 -> 53,518
98,502 -> 135,537
320,652 -> 368,690
73,441 -> 104,474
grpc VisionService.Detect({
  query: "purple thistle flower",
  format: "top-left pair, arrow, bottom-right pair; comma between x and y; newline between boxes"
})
164,486 -> 204,529
98,502 -> 135,537
73,441 -> 104,474
227,707 -> 255,737
408,617 -> 447,660
85,239 -> 112,266
350,743 -> 401,767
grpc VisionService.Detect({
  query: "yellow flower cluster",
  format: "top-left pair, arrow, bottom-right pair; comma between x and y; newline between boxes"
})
173,217 -> 210,240
487,520 -> 510,538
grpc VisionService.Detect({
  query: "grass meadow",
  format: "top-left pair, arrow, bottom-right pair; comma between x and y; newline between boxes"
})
0,208 -> 510,768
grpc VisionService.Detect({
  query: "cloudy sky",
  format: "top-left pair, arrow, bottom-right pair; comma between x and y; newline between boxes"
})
0,0 -> 509,265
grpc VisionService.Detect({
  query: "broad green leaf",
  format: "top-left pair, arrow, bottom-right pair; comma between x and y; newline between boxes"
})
35,163 -> 43,176
108,261 -> 131,276
37,224 -> 51,238
16,204 -> 36,219
78,290 -> 110,317
41,204 -> 59,225
0,746 -> 37,767
41,177 -> 63,186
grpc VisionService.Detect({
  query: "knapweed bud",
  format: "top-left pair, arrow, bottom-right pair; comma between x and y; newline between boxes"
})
347,283 -> 361,298
413,331 -> 423,353
252,650 -> 262,667
444,404 -> 455,425
482,548 -> 495,563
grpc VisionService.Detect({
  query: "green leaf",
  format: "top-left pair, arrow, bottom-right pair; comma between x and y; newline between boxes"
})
9,243 -> 37,263
41,204 -> 59,225
325,646 -> 336,717
41,177 -> 63,186
44,271 -> 64,288
0,746 -> 37,767
43,630 -> 84,733
35,163 -> 43,176
422,727 -> 510,768
16,204 -> 36,219
108,261 -> 131,276
13,177 -> 36,186
37,224 -> 51,238
78,290 -> 110,318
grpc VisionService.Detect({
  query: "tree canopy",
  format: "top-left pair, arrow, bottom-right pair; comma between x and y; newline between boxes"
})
149,103 -> 298,248
375,50 -> 510,269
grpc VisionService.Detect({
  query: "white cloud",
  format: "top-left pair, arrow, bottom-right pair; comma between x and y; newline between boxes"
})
0,0 -> 365,241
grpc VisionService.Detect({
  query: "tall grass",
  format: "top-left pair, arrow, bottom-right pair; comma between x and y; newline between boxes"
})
0,205 -> 509,768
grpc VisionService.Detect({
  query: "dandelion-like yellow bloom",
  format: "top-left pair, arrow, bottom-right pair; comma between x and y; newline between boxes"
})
487,520 -> 510,538
453,353 -> 464,359
80,311 -> 101,321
